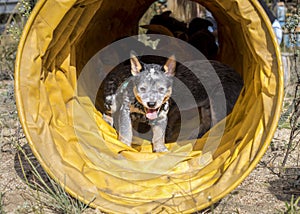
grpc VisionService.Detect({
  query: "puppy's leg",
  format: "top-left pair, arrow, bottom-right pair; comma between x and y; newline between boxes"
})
103,94 -> 116,126
118,95 -> 132,146
151,117 -> 168,152
103,114 -> 114,126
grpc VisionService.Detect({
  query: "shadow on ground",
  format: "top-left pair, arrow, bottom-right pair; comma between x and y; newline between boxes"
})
268,167 -> 300,203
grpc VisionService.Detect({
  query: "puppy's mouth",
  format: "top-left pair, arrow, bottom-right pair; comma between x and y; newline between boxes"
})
133,87 -> 170,120
145,108 -> 159,120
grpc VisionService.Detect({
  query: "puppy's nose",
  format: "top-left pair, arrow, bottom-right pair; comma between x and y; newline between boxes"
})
147,102 -> 156,108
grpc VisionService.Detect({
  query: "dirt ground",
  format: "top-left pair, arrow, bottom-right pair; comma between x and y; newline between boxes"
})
1,57 -> 300,213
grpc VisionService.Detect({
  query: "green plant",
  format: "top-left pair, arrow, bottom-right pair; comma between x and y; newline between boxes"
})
284,7 -> 300,53
6,0 -> 33,40
0,192 -> 5,214
277,195 -> 300,214
16,143 -> 95,213
278,102 -> 293,129
0,0 -> 34,79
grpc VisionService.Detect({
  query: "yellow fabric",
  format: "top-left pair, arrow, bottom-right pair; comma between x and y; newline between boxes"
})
15,0 -> 283,213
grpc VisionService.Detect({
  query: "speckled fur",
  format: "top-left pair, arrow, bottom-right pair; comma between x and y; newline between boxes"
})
97,55 -> 244,151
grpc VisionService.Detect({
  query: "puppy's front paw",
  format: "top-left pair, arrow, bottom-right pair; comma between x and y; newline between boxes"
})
118,136 -> 131,147
153,145 -> 168,153
103,114 -> 114,126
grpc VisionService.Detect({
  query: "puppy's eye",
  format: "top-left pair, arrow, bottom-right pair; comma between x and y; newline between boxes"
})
139,87 -> 146,92
158,87 -> 165,93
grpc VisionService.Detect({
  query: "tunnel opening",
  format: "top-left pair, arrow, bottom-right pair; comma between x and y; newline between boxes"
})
76,0 -> 246,147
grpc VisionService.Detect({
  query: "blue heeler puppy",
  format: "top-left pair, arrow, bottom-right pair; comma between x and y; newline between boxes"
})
99,53 -> 244,152
106,51 -> 176,152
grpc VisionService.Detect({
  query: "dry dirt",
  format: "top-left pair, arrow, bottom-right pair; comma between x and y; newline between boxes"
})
1,65 -> 300,213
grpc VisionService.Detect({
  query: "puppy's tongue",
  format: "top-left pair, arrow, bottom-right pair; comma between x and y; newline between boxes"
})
146,109 -> 158,120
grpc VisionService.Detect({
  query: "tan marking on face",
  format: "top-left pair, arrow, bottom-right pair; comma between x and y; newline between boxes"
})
162,88 -> 172,103
133,86 -> 143,104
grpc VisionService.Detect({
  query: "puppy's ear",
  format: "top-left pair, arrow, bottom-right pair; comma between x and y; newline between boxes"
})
164,55 -> 176,77
130,51 -> 142,76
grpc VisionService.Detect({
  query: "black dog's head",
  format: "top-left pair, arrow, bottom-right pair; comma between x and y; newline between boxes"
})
149,11 -> 188,36
130,52 -> 176,120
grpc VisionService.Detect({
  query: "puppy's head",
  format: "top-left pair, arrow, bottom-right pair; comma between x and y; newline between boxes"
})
130,52 -> 176,120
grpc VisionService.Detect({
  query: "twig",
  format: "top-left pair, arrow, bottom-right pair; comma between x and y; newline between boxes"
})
281,8 -> 300,167
282,65 -> 300,167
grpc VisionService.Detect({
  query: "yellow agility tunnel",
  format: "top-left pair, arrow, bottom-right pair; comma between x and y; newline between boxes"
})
15,0 -> 283,213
